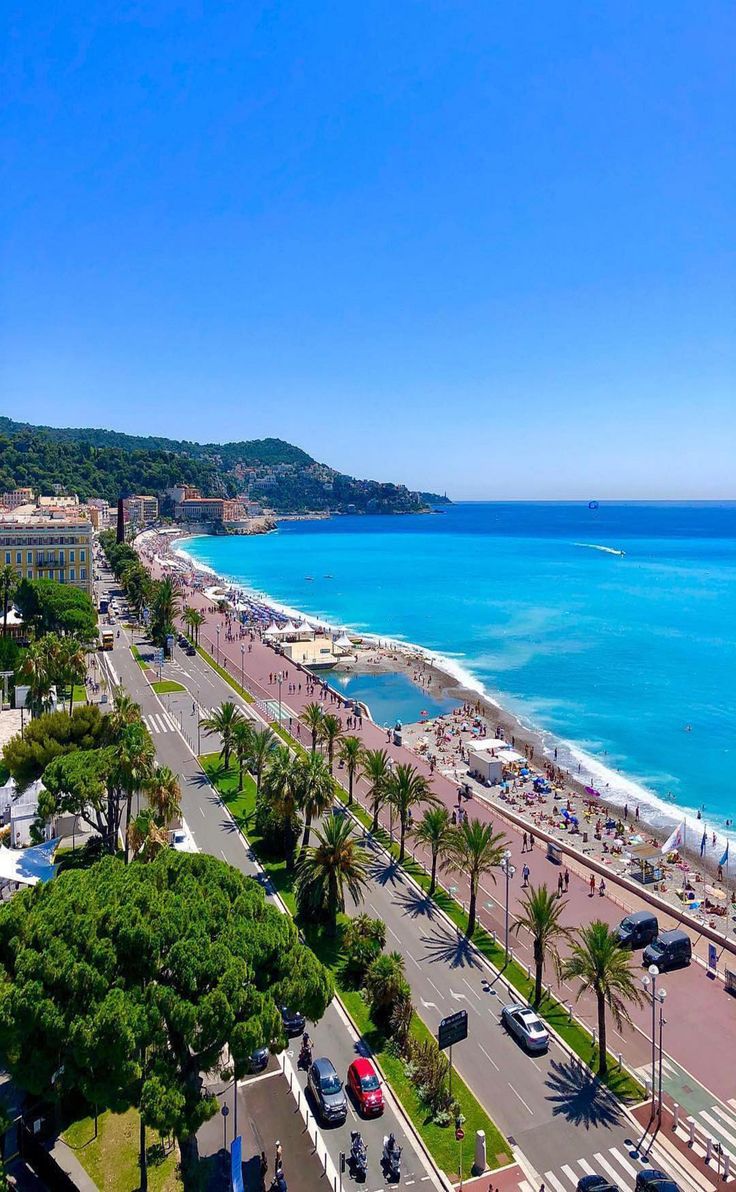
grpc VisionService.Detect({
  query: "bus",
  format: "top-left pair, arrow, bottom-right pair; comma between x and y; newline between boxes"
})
99,628 -> 114,651
98,597 -> 109,614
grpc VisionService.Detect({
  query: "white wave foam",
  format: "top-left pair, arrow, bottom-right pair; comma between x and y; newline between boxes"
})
574,542 -> 626,557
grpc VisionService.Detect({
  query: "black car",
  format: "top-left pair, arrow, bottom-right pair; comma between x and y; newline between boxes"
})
307,1057 -> 348,1124
635,1170 -> 681,1192
185,644 -> 196,656
280,1006 -> 305,1036
577,1177 -> 619,1192
247,1047 -> 270,1073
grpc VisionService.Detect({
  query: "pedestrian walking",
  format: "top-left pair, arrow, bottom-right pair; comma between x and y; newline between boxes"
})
529,832 -> 534,850
589,873 -> 595,897
522,831 -> 528,852
557,873 -> 564,897
598,878 -> 606,897
522,863 -> 530,887
564,867 -> 570,891
275,1141 -> 283,1173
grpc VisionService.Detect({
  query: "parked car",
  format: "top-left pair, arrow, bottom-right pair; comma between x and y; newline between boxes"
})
617,910 -> 658,949
634,1169 -> 681,1192
247,1047 -> 270,1073
347,1057 -> 384,1116
186,644 -> 196,656
643,929 -> 692,971
308,1057 -> 348,1124
280,1006 -> 305,1036
577,1176 -> 619,1192
500,1003 -> 550,1052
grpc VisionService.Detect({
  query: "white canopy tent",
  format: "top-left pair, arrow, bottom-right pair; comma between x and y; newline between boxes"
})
294,620 -> 315,638
0,838 -> 60,887
263,622 -> 282,638
334,634 -> 353,653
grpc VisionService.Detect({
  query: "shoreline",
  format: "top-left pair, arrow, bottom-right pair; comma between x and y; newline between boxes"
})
161,529 -> 734,882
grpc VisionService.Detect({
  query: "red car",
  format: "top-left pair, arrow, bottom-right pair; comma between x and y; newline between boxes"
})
347,1058 -> 384,1116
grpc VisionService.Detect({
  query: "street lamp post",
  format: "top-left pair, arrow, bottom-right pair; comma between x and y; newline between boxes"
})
240,643 -> 245,690
642,965 -> 666,1119
500,850 -> 516,961
216,625 -> 220,665
277,671 -> 283,727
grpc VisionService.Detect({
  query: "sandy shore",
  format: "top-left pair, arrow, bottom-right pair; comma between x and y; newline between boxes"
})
142,528 -> 734,893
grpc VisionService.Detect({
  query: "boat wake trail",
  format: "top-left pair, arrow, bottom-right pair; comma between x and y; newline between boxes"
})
574,542 -> 626,557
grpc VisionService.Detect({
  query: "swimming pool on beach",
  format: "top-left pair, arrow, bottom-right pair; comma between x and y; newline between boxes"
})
331,670 -> 457,727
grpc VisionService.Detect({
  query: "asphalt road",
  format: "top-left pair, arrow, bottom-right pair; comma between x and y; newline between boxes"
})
93,567 -> 708,1192
95,570 -> 440,1192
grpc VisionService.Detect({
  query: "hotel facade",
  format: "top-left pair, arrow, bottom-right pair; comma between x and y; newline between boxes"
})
0,508 -> 94,596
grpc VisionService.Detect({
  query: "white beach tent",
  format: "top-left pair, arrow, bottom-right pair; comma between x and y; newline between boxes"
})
334,634 -> 354,653
294,620 -> 315,638
0,838 -> 60,887
264,622 -> 281,638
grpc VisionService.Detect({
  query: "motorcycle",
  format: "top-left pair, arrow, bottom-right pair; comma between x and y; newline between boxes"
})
382,1134 -> 401,1183
349,1131 -> 367,1181
298,1033 -> 312,1069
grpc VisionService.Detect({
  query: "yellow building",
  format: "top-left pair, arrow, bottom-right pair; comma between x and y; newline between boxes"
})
0,510 -> 94,596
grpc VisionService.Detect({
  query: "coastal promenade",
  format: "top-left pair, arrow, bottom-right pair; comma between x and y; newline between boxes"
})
165,580 -> 735,1120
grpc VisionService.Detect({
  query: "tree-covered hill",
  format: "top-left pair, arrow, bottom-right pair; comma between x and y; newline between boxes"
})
0,417 -> 449,513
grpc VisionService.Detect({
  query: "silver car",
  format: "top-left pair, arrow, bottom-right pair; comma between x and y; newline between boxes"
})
501,1003 -> 550,1053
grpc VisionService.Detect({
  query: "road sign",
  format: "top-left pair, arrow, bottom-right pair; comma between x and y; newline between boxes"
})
438,1009 -> 468,1050
455,1127 -> 465,1141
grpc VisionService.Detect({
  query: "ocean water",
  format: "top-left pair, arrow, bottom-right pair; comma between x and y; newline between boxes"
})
181,502 -> 736,837
333,671 -> 457,727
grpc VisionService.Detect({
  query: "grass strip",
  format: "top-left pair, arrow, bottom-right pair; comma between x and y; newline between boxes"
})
151,680 -> 185,694
130,645 -> 148,669
200,754 -> 508,1178
195,645 -> 255,703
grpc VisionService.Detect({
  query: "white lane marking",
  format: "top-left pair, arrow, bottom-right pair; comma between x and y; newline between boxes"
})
712,1103 -> 736,1130
507,1082 -> 533,1114
478,1044 -> 499,1072
700,1109 -> 736,1150
594,1151 -> 633,1190
164,712 -> 178,731
386,924 -> 402,943
145,715 -> 159,734
520,1182 -> 536,1192
407,953 -> 421,969
560,1164 -> 578,1186
542,1172 -> 568,1192
427,978 -> 441,996
462,977 -> 482,1000
220,850 -> 227,861
608,1147 -> 638,1179
578,1159 -> 596,1176
200,807 -> 205,817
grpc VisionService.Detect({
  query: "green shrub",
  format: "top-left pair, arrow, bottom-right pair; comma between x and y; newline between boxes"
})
343,914 -> 386,979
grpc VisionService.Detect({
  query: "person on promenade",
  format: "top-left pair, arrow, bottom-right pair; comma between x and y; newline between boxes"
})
557,873 -> 564,897
522,864 -> 530,887
522,831 -> 528,852
589,873 -> 595,897
598,877 -> 606,897
564,867 -> 570,891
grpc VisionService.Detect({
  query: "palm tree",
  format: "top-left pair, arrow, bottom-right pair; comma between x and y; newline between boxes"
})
513,884 -> 573,1007
190,608 -> 205,644
444,818 -> 507,935
384,762 -> 437,863
109,687 -> 142,735
301,702 -> 325,752
19,638 -> 56,716
232,720 -> 254,792
199,701 -> 244,769
248,725 -> 277,795
149,576 -> 182,647
363,951 -> 408,1019
145,765 -> 182,827
338,735 -> 363,804
114,721 -> 156,863
295,814 -> 369,934
319,713 -> 343,772
261,745 -> 301,869
0,564 -> 19,637
57,636 -> 87,715
363,748 -> 390,832
562,921 -> 645,1076
411,806 -> 454,895
295,751 -> 334,852
182,606 -> 198,641
128,809 -> 169,861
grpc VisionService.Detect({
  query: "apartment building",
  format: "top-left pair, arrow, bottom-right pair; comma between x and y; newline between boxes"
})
0,508 -> 94,596
0,488 -> 35,509
123,494 -> 159,524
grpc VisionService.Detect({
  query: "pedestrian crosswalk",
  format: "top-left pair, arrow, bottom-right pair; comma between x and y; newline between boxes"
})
674,1099 -> 736,1171
143,711 -> 179,735
520,1144 -> 644,1192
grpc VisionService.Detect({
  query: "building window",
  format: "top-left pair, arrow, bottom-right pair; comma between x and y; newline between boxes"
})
27,551 -> 32,563
15,552 -> 21,564
27,569 -> 33,579
69,550 -> 75,562
80,549 -> 86,562
70,568 -> 75,580
4,552 -> 9,565
80,568 -> 87,580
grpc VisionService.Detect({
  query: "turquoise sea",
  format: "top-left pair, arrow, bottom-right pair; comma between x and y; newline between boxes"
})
180,502 -> 736,839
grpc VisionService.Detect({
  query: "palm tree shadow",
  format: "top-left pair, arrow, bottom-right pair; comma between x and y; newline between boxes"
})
544,1056 -> 623,1129
419,926 -> 484,971
392,885 -> 438,921
368,857 -> 403,887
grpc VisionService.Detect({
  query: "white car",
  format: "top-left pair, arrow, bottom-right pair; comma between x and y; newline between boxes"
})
500,1003 -> 550,1053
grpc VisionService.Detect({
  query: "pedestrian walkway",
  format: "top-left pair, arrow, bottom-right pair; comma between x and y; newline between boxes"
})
529,1143 -> 649,1192
142,711 -> 178,735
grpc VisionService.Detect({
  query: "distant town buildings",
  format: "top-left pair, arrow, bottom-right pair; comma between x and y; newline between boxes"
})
123,494 -> 159,525
0,487 -> 35,509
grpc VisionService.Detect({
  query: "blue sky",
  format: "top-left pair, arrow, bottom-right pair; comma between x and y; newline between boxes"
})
2,1 -> 734,498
